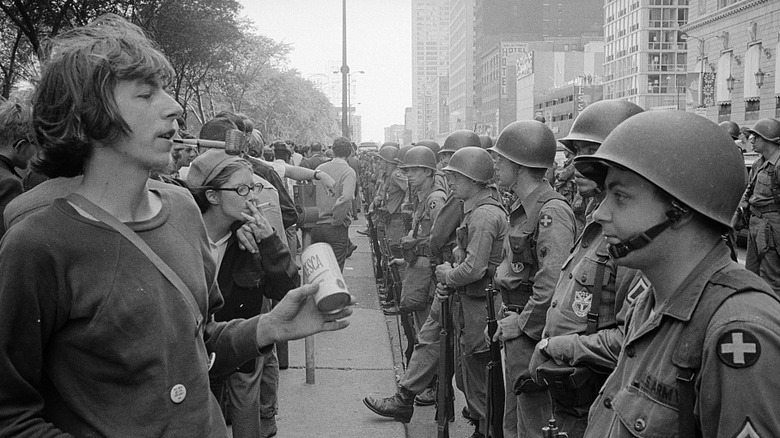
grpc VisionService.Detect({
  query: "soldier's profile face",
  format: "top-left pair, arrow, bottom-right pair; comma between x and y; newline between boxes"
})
593,167 -> 669,268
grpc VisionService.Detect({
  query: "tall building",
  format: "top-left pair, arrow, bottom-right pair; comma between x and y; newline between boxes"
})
603,0 -> 689,110
472,0 -> 604,133
516,42 -> 605,139
449,0 -> 476,133
412,0 -> 450,142
385,124 -> 406,144
681,0 -> 780,124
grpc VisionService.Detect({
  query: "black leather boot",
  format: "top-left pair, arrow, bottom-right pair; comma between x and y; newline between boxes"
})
362,387 -> 415,423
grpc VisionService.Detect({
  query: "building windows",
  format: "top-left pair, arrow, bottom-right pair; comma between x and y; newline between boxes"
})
745,100 -> 760,121
718,103 -> 732,122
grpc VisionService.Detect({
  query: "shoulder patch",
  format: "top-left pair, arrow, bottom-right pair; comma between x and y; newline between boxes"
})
717,329 -> 760,368
540,213 -> 553,227
732,418 -> 761,438
626,274 -> 651,304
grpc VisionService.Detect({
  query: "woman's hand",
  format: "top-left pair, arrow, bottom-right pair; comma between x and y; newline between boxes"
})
237,201 -> 274,253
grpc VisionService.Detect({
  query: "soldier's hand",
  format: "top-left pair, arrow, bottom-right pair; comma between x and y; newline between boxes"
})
497,311 -> 521,341
388,258 -> 407,267
435,282 -> 453,297
528,344 -> 549,384
435,262 -> 454,284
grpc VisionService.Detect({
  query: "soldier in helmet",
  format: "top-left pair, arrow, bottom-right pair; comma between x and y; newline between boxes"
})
558,100 -> 645,234
527,100 -> 646,438
370,143 -> 409,286
720,120 -> 747,153
439,130 -> 481,170
488,121 -> 577,437
577,111 -> 780,437
435,147 -> 508,438
362,139 -> 495,429
392,146 -> 447,327
737,118 -> 780,293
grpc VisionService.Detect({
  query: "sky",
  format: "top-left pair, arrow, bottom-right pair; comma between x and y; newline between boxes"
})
239,0 -> 412,143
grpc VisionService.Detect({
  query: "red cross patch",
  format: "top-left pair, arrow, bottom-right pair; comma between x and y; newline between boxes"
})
717,330 -> 760,368
540,214 -> 553,227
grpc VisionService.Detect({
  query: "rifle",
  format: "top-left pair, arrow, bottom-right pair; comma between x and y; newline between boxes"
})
365,211 -> 383,280
485,279 -> 504,438
436,288 -> 455,438
383,237 -> 416,367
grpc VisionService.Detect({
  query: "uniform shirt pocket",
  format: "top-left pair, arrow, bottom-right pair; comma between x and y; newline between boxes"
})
612,383 -> 678,438
559,257 -> 612,321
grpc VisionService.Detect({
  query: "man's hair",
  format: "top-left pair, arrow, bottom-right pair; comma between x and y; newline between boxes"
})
31,14 -> 175,178
300,145 -> 310,155
272,140 -> 289,161
246,129 -> 264,157
332,137 -> 352,158
310,141 -> 323,152
199,117 -> 237,142
0,91 -> 33,148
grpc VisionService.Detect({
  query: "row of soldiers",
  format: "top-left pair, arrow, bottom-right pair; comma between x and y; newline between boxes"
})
360,101 -> 780,438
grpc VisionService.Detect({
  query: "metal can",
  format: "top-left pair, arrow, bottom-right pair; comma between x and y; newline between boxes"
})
300,242 -> 352,313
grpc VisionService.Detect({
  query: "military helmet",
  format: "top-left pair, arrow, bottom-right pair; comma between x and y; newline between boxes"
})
574,110 -> 747,228
489,120 -> 557,169
443,146 -> 494,183
745,118 -> 780,144
415,139 -> 441,157
719,121 -> 741,140
395,145 -> 413,165
441,130 -> 481,154
399,146 -> 437,171
559,100 -> 644,154
377,144 -> 400,163
479,135 -> 494,150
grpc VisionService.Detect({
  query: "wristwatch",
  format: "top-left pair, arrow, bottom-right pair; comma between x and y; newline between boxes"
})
538,338 -> 552,359
313,169 -> 322,180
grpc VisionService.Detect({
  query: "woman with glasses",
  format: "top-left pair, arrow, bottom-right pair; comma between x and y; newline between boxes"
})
187,149 -> 300,438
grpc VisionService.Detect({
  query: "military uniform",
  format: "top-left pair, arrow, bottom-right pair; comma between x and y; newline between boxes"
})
531,221 -> 648,437
741,147 -> 780,293
442,187 -> 507,435
393,193 -> 462,397
494,182 -> 575,438
399,181 -> 446,330
585,244 -> 780,437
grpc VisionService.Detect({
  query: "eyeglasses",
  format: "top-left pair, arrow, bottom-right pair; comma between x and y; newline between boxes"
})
748,133 -> 757,144
209,182 -> 264,196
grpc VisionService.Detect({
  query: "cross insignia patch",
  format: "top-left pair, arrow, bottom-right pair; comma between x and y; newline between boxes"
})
717,330 -> 760,368
540,214 -> 553,227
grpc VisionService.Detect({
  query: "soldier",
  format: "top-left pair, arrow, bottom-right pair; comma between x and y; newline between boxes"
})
370,143 -> 409,294
392,147 -> 447,329
558,101 -> 644,234
720,120 -> 747,153
361,132 -> 480,423
438,130 -> 481,170
435,147 -> 508,438
737,118 -> 780,293
488,121 -> 576,438
577,111 -> 780,437
526,100 -> 645,438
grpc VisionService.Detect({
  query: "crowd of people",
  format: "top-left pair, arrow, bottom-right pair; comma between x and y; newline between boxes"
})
1,12 -> 779,438
359,103 -> 780,436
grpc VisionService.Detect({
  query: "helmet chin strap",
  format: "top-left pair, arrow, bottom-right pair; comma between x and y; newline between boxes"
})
607,201 -> 688,259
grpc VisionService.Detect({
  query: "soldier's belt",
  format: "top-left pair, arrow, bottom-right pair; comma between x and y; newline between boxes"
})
499,284 -> 532,309
750,204 -> 780,218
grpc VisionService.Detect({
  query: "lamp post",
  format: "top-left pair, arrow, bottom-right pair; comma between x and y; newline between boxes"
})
340,0 -> 349,138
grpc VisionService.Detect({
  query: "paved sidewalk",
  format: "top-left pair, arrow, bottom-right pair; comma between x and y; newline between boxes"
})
272,217 -> 473,438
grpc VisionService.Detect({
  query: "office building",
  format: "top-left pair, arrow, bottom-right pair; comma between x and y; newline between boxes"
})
412,0 -> 450,142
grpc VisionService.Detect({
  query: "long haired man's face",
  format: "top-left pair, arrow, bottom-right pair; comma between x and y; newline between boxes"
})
112,78 -> 182,172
